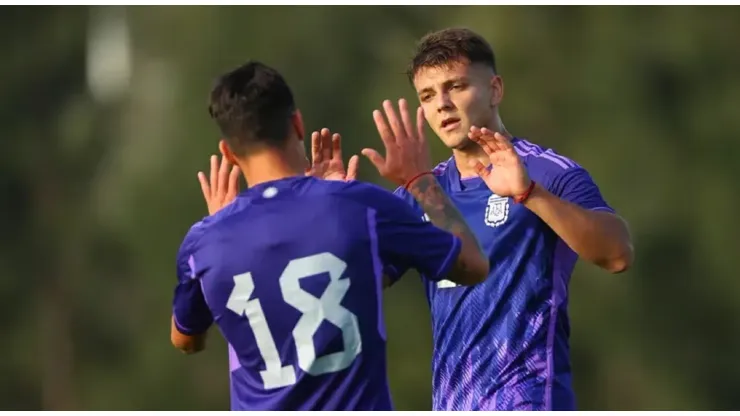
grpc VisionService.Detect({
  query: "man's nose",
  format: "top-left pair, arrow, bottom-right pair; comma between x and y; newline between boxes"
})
435,93 -> 454,113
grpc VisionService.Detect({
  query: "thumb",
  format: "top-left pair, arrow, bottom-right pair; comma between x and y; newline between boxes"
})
346,155 -> 359,181
361,148 -> 386,172
468,159 -> 491,179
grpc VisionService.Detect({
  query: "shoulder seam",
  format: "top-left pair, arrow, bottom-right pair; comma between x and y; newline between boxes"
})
432,158 -> 453,175
514,139 -> 580,171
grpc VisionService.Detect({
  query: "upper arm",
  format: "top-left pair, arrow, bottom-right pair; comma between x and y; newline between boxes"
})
379,187 -> 419,285
541,165 -> 615,213
364,186 -> 462,283
171,229 -> 213,352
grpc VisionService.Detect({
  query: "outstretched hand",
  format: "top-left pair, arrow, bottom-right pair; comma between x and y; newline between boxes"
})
467,127 -> 531,197
362,99 -> 432,186
306,128 -> 359,181
198,154 -> 240,215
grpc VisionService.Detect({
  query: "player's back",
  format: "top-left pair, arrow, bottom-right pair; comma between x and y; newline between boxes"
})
192,176 -> 391,410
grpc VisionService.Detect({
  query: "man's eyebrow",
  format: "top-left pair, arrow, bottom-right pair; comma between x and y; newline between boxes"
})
417,86 -> 435,95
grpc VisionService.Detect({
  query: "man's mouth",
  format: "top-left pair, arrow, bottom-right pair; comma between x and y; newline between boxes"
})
441,117 -> 461,131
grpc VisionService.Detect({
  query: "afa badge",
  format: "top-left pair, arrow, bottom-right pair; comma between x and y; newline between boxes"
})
484,194 -> 509,228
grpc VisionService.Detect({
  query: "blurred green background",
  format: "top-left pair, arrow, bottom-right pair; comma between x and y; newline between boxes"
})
2,5 -> 739,410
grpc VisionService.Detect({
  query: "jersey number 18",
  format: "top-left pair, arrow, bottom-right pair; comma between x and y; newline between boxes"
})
226,252 -> 362,389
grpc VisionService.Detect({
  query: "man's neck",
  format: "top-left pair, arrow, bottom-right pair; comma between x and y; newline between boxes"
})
238,150 -> 304,188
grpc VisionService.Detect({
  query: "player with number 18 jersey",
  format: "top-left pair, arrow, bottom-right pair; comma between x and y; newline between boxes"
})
172,176 -> 462,410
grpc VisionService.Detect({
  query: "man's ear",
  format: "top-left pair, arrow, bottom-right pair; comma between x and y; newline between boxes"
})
490,75 -> 504,108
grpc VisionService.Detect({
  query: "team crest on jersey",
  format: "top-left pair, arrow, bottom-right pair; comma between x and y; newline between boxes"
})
484,194 -> 509,228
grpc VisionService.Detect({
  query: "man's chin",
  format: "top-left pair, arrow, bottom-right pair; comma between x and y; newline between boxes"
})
446,137 -> 475,151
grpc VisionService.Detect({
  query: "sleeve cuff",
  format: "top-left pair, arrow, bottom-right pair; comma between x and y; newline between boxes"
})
590,206 -> 616,213
173,312 -> 205,336
429,234 -> 463,282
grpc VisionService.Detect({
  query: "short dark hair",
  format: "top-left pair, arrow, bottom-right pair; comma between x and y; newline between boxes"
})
407,28 -> 497,82
208,61 -> 295,155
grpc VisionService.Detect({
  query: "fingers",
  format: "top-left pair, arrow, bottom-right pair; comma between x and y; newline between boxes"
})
468,128 -> 498,157
209,154 -> 218,194
373,109 -> 396,147
470,127 -> 514,153
375,99 -> 420,146
399,99 -> 415,140
361,148 -> 386,172
485,129 -> 514,151
467,159 -> 491,179
311,131 -> 322,164
416,106 -> 426,144
320,128 -> 332,162
346,154 -> 359,180
382,100 -> 406,143
227,165 -> 240,198
197,171 -> 210,201
331,133 -> 343,162
218,155 -> 230,194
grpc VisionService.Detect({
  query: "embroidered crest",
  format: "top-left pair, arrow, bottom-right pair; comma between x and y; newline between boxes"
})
484,194 -> 509,228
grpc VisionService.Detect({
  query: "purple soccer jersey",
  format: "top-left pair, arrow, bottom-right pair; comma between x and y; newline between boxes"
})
389,138 -> 614,411
172,176 -> 461,411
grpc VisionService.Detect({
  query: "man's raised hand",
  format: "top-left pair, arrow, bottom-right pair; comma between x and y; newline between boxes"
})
306,128 -> 359,181
467,127 -> 531,198
362,99 -> 432,186
198,154 -> 240,216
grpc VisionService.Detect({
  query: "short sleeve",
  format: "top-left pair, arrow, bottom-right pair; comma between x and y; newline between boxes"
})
359,184 -> 461,283
381,187 -> 421,283
544,167 -> 615,213
172,227 -> 214,335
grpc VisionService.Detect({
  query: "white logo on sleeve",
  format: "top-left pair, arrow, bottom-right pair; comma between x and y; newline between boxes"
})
436,279 -> 460,289
484,194 -> 509,228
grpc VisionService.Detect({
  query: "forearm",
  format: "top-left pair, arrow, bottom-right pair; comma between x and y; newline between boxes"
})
406,175 -> 488,283
523,184 -> 633,273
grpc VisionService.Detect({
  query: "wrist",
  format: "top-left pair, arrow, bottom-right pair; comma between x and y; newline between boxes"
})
521,182 -> 547,209
513,180 -> 536,204
403,171 -> 434,190
405,172 -> 441,200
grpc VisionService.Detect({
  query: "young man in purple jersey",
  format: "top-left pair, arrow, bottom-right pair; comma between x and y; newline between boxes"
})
169,61 -> 489,411
377,28 -> 635,410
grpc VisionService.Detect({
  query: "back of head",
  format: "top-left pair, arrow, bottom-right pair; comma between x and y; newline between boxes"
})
407,27 -> 497,82
208,61 -> 296,156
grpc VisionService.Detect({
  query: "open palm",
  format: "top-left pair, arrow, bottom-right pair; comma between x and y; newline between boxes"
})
468,127 -> 531,197
197,154 -> 241,215
306,128 -> 358,181
361,99 -> 432,186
